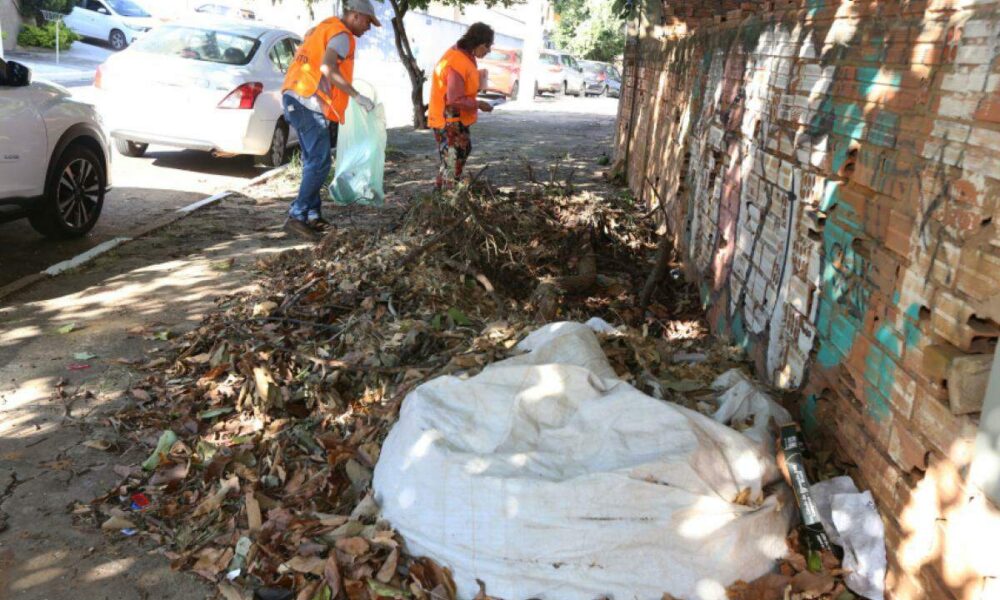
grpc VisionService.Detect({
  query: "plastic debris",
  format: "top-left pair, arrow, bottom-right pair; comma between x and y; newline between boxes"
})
812,476 -> 887,600
130,492 -> 150,511
329,80 -> 386,206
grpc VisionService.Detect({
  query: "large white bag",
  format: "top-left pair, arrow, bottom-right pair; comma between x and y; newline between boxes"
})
374,322 -> 792,600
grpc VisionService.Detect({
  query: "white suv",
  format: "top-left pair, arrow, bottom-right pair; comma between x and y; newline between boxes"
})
0,59 -> 111,238
64,0 -> 158,51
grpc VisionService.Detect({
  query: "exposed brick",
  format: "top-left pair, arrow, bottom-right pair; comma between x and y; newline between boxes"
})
620,1 -> 1000,593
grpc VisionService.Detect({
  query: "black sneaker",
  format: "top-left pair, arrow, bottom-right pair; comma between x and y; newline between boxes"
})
283,218 -> 319,241
308,217 -> 333,232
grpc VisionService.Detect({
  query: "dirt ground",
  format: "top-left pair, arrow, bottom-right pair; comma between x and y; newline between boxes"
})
0,97 -> 619,600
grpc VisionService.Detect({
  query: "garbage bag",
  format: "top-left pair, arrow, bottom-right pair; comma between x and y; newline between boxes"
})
329,80 -> 385,206
374,321 -> 793,600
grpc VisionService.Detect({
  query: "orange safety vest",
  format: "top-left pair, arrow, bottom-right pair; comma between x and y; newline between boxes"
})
428,47 -> 480,129
282,17 -> 356,124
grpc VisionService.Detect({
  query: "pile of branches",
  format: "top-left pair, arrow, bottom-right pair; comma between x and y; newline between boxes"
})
86,179 -> 713,600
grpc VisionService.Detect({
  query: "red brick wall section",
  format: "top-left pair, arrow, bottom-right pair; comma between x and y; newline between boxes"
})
616,0 -> 1000,598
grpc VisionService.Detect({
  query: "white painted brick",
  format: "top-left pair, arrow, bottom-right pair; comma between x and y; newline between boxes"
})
942,70 -> 989,92
937,96 -> 979,120
956,45 -> 996,66
969,127 -> 1000,151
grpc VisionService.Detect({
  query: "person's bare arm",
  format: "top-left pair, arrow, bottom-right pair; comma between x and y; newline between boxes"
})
319,46 -> 360,99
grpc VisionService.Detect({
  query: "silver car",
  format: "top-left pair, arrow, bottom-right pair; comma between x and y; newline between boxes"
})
534,49 -> 585,97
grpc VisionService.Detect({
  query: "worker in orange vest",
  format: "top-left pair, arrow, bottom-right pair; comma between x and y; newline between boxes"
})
280,0 -> 379,240
427,23 -> 496,191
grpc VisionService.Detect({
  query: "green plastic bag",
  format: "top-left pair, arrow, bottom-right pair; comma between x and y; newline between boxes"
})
329,80 -> 386,206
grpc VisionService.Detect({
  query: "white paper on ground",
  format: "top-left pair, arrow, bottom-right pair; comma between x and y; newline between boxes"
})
374,322 -> 793,600
811,476 -> 887,600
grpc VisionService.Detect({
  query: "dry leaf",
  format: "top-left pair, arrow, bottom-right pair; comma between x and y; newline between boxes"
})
285,555 -> 326,575
246,491 -> 263,533
335,536 -> 370,557
191,475 -> 239,517
324,555 -> 343,597
376,548 -> 399,583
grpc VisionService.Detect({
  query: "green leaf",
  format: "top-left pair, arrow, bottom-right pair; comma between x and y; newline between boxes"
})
311,585 -> 332,600
447,307 -> 471,327
807,550 -> 823,573
366,579 -> 411,599
142,430 -> 178,471
198,407 -> 235,420
153,330 -> 170,341
57,323 -> 77,334
73,352 -> 96,360
431,314 -> 442,330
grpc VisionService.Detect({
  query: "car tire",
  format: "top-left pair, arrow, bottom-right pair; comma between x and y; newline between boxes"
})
510,81 -> 519,100
257,120 -> 289,168
114,138 -> 148,157
29,144 -> 106,239
109,29 -> 128,51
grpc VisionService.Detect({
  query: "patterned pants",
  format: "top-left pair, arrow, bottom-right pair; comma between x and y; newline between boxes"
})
433,122 -> 472,190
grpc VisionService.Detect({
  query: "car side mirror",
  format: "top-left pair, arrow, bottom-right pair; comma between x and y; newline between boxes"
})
3,61 -> 32,87
98,7 -> 110,14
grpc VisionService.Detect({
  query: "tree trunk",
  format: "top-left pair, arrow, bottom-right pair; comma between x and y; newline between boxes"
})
387,0 -> 427,129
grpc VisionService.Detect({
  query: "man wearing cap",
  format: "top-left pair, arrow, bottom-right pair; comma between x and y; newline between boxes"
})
280,0 -> 380,240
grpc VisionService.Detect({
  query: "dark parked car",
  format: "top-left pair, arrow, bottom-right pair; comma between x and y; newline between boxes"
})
581,60 -> 621,98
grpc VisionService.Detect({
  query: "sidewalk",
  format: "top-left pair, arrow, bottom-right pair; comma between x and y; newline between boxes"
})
7,41 -> 110,85
0,98 -> 619,600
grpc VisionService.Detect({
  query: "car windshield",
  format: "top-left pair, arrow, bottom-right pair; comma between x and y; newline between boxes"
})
130,25 -> 260,65
108,0 -> 150,17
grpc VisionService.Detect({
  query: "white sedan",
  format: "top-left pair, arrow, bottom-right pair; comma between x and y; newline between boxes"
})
0,58 -> 112,238
94,19 -> 301,167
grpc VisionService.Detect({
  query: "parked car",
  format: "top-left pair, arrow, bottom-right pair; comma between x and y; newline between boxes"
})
0,58 -> 111,238
480,48 -> 520,98
194,3 -> 258,21
581,60 -> 621,98
94,19 -> 301,167
535,49 -> 584,97
64,0 -> 158,51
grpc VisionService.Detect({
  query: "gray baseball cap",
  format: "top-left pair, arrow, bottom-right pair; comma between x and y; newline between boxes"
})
344,0 -> 382,27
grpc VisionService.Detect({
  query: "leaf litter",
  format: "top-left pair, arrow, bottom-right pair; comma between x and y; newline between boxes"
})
81,170 -> 854,600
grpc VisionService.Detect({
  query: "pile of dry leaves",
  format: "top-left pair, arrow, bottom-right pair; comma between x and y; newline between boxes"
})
83,175 -> 853,600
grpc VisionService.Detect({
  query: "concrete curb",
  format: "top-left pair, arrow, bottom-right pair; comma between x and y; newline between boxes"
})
0,164 -> 289,303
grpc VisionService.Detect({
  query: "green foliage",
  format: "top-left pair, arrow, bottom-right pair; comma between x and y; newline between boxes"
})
551,0 -> 627,62
17,21 -> 81,49
15,0 -> 76,21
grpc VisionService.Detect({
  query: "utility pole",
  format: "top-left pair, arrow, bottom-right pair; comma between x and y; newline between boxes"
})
514,0 -> 544,107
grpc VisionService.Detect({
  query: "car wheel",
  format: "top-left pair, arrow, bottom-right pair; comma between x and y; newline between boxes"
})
510,81 -> 519,100
109,29 -> 128,51
29,144 -> 106,239
257,120 -> 289,168
114,138 -> 148,157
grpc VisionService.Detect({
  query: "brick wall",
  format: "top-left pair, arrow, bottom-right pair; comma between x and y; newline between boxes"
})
615,0 -> 1000,597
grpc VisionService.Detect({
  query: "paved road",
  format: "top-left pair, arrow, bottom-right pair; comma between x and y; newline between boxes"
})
0,126 -> 269,289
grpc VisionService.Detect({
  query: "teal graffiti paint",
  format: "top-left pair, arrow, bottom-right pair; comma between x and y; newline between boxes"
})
731,311 -> 749,350
802,394 -> 820,435
904,303 -> 923,348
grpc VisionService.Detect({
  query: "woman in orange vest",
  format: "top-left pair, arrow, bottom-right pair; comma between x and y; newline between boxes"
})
279,0 -> 379,240
428,23 -> 496,191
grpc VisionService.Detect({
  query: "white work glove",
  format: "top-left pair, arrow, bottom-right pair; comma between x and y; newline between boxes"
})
355,94 -> 375,112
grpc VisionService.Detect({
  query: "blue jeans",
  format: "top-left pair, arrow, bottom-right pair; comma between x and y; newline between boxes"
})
282,95 -> 334,222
